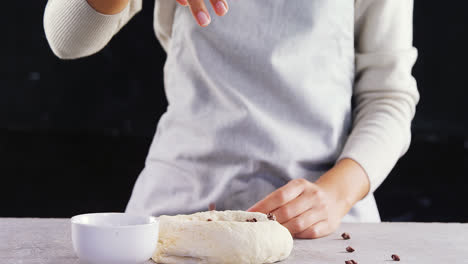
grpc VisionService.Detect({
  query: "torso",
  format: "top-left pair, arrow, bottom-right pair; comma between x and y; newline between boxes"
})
127,0 -> 380,222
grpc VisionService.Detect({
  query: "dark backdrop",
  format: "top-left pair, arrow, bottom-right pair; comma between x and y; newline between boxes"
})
1,0 -> 467,221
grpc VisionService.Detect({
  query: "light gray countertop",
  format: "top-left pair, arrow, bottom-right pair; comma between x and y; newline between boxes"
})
1,218 -> 467,264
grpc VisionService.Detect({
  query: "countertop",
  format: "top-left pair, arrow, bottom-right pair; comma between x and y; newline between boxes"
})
1,218 -> 467,263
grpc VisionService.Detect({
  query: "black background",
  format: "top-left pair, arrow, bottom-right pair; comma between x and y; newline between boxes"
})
1,0 -> 467,221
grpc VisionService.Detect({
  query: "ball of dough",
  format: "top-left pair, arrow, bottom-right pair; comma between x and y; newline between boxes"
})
152,210 -> 293,264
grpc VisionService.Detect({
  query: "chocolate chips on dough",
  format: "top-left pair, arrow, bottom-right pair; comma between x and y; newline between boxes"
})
152,210 -> 293,264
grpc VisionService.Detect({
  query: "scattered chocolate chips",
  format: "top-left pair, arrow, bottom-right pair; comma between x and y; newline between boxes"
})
207,219 -> 212,222
345,260 -> 357,264
391,254 -> 400,261
346,246 -> 355,252
341,232 -> 351,240
267,213 -> 276,221
208,203 -> 216,211
246,218 -> 257,222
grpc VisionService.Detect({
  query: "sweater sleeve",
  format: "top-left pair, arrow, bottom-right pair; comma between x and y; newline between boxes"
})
337,0 -> 420,195
43,0 -> 142,59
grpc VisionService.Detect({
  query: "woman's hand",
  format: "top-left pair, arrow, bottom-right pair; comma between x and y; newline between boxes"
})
247,178 -> 348,238
176,0 -> 229,27
86,0 -> 131,15
247,158 -> 370,239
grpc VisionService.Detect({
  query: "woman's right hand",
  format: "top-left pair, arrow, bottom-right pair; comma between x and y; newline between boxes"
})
176,0 -> 229,27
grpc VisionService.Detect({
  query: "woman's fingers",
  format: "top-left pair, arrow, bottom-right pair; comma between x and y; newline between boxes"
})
247,179 -> 308,214
186,0 -> 211,27
271,184 -> 326,224
282,206 -> 328,235
209,0 -> 228,16
248,179 -> 343,238
176,0 -> 188,6
294,220 -> 330,239
271,192 -> 313,224
178,0 -> 229,27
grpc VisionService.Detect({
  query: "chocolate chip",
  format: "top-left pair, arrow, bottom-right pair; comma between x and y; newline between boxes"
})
345,260 -> 358,264
207,219 -> 212,221
208,203 -> 216,211
267,213 -> 276,221
391,254 -> 400,261
341,232 -> 351,240
346,246 -> 355,252
246,218 -> 257,222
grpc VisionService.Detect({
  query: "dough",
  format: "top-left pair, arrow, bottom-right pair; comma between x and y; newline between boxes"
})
152,210 -> 293,264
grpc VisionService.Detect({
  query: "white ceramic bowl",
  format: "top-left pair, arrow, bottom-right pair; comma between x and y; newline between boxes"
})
71,213 -> 159,264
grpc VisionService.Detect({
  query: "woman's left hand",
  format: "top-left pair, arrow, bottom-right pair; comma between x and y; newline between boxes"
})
247,158 -> 370,239
247,178 -> 347,238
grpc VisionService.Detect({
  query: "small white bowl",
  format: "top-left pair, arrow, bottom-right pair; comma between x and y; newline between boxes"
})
71,213 -> 159,264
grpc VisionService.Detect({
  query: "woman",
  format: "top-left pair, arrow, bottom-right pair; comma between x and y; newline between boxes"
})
43,0 -> 419,239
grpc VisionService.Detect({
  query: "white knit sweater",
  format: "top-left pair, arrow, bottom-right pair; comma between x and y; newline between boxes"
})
43,0 -> 419,221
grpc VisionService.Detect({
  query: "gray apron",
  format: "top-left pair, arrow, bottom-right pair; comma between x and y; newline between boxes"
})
126,0 -> 381,223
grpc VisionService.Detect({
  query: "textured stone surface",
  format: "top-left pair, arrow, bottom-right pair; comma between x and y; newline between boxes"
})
1,218 -> 467,263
